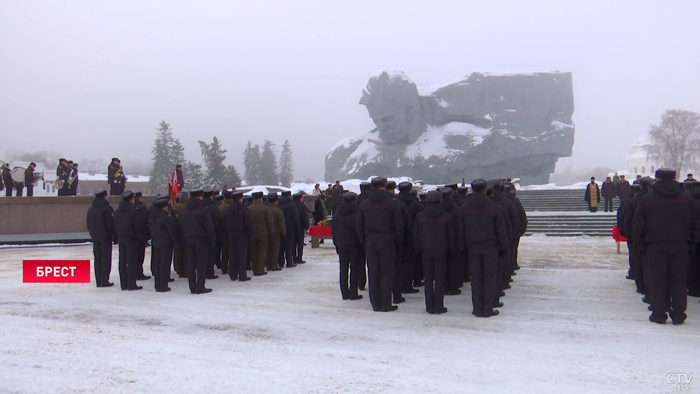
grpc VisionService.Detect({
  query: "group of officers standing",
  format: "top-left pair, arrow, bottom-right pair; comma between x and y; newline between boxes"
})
617,168 -> 700,325
86,185 -> 312,294
332,177 -> 527,316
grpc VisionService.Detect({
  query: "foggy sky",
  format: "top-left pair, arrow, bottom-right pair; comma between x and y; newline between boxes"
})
1,1 -> 699,181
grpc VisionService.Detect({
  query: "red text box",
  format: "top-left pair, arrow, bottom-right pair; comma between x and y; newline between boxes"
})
23,260 -> 91,283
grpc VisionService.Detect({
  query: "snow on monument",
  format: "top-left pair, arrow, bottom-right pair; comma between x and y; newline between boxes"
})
325,70 -> 575,184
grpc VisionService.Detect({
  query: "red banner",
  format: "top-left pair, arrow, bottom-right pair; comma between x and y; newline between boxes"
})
23,260 -> 91,283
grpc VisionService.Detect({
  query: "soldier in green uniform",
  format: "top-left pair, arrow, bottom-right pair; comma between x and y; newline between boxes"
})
266,193 -> 287,272
249,191 -> 274,276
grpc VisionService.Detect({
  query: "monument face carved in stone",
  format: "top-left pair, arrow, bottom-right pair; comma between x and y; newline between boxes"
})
324,70 -> 575,184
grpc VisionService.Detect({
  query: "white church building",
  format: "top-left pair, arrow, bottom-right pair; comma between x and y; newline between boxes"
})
625,135 -> 695,179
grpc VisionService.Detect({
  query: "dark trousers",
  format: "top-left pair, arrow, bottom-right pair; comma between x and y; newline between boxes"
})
4,186 -> 12,197
647,242 -> 689,322
604,197 -> 613,212
206,245 -> 216,277
688,245 -> 700,295
365,240 -> 395,311
173,240 -> 187,277
632,242 -> 646,294
495,253 -> 507,305
469,248 -> 498,316
337,245 -> 362,299
110,183 -> 120,196
447,254 -> 463,292
359,250 -> 367,289
266,234 -> 281,271
414,250 -> 424,284
393,246 -> 404,300
92,238 -> 112,287
228,233 -> 250,280
215,239 -> 222,269
187,237 -> 209,293
26,185 -> 33,197
118,237 -> 139,290
462,249 -> 471,282
294,231 -> 305,263
136,240 -> 146,277
279,233 -> 295,268
152,245 -> 173,291
422,252 -> 447,313
15,183 -> 23,196
251,234 -> 268,275
220,233 -> 229,273
627,241 -> 634,277
402,246 -> 417,291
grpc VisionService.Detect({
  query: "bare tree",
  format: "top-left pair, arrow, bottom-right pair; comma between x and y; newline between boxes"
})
644,110 -> 700,175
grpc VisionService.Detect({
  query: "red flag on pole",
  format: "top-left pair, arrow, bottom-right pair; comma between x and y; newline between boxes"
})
170,171 -> 179,202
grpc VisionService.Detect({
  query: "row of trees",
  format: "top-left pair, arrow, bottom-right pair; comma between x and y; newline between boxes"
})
242,140 -> 293,187
148,121 -> 294,194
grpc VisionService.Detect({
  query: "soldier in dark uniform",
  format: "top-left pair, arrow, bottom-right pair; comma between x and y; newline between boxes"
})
249,191 -> 274,276
617,184 -> 640,280
114,190 -> 145,291
332,192 -> 364,300
202,189 -> 222,279
623,178 -> 653,296
397,181 -> 421,294
278,191 -> 300,269
223,191 -> 254,281
487,180 -> 512,308
107,158 -> 122,196
293,193 -> 310,264
86,190 -> 118,287
0,164 -> 5,195
175,164 -> 185,192
133,192 -> 151,280
266,193 -> 286,272
67,162 -> 79,196
684,181 -> 700,297
386,181 -> 411,304
218,190 -> 233,274
356,177 -> 404,312
455,186 -> 469,206
492,181 -> 518,294
414,190 -> 454,314
438,186 -> 463,296
633,169 -> 700,325
179,189 -> 216,294
504,183 -> 528,273
172,191 -> 189,278
148,197 -> 182,292
355,182 -> 372,290
56,158 -> 70,196
460,179 -> 509,317
23,162 -> 36,197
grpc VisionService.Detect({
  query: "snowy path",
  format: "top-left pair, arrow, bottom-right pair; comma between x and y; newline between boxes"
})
1,238 -> 699,393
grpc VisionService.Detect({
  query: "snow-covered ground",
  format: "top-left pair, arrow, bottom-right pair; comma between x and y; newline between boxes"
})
1,237 -> 699,393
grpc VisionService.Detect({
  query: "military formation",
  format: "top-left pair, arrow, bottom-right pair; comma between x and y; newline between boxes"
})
332,177 -> 527,316
617,169 -> 700,325
86,185 -> 311,294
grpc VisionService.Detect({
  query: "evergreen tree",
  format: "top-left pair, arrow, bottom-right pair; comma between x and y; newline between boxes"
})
198,136 -> 227,189
279,140 -> 294,187
243,141 -> 262,185
183,160 -> 204,190
259,140 -> 278,185
223,164 -> 242,189
148,120 -> 182,194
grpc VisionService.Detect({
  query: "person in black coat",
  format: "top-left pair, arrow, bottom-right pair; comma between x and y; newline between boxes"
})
3,163 -> 14,196
396,182 -> 421,294
56,158 -> 71,196
313,195 -> 326,225
293,193 -> 310,264
492,182 -> 518,293
356,177 -> 404,312
132,192 -> 151,280
223,191 -> 254,281
148,197 -> 182,292
386,181 -> 412,304
616,175 -> 631,203
617,184 -> 640,281
175,164 -> 184,192
505,184 -> 527,273
414,190 -> 454,314
633,169 -> 700,325
439,187 -> 463,297
67,162 -> 79,196
332,192 -> 364,301
23,162 -> 36,197
86,190 -> 118,287
355,181 -> 372,290
114,191 -> 146,291
460,179 -> 509,317
623,178 -> 653,295
278,191 -> 300,269
202,189 -> 222,278
684,181 -> 700,297
179,189 -> 217,294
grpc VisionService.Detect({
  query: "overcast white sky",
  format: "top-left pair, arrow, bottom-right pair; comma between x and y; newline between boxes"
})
1,0 -> 699,180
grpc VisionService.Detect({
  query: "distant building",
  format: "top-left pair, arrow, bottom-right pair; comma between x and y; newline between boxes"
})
625,135 -> 694,179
